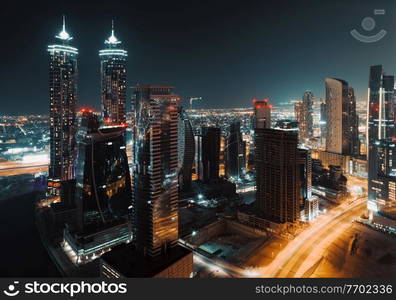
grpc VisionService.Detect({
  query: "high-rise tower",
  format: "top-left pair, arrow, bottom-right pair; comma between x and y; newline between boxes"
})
253,98 -> 272,129
99,21 -> 128,126
131,85 -> 180,258
347,87 -> 360,157
201,127 -> 221,183
47,16 -> 78,195
299,91 -> 314,141
225,121 -> 245,179
255,128 -> 300,223
63,109 -> 133,264
178,109 -> 195,193
367,65 -> 395,215
325,78 -> 358,156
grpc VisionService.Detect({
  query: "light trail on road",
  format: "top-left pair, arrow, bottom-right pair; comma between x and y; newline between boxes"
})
250,197 -> 366,278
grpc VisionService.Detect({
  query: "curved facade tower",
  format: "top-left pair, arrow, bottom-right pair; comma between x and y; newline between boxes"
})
178,109 -> 195,192
99,22 -> 127,125
47,17 -> 78,195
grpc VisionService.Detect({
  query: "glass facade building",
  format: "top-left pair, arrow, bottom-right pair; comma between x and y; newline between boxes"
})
63,110 -> 132,263
367,65 -> 395,215
178,109 -> 195,192
225,121 -> 245,179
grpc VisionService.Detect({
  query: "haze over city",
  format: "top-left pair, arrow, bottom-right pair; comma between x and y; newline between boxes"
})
1,0 -> 396,114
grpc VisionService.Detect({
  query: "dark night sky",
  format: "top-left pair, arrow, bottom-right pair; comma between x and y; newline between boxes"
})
1,0 -> 396,115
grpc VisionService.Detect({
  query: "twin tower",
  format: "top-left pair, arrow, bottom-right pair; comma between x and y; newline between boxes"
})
47,17 -> 127,190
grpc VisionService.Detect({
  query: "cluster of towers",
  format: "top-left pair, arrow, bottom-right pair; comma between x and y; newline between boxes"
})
46,18 -> 192,276
47,17 -> 127,195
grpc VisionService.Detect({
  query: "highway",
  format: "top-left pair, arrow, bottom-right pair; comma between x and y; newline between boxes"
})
0,161 -> 48,176
254,197 -> 366,278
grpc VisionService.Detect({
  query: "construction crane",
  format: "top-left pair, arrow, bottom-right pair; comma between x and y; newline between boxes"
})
189,97 -> 202,110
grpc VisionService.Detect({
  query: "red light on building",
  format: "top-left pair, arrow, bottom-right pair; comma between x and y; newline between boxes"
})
252,98 -> 257,103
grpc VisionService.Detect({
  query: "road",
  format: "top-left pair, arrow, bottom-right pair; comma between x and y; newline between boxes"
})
0,161 -> 48,176
253,197 -> 366,278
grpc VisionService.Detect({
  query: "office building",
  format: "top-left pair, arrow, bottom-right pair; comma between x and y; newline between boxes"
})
299,91 -> 314,141
324,78 -> 348,154
367,65 -> 395,215
225,121 -> 245,179
201,127 -> 221,182
320,99 -> 327,147
347,87 -> 360,156
100,243 -> 193,278
62,109 -> 133,264
47,17 -> 78,195
255,128 -> 300,223
99,22 -> 128,125
131,85 -> 180,257
253,98 -> 272,129
294,101 -> 303,131
178,109 -> 195,192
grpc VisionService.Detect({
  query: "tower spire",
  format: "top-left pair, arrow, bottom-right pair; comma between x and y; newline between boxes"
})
55,14 -> 72,41
105,19 -> 121,45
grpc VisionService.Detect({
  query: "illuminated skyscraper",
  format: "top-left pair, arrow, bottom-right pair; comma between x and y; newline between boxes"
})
367,65 -> 395,215
348,87 -> 360,157
253,99 -> 272,129
99,21 -> 128,125
324,78 -> 358,156
63,109 -> 133,264
294,101 -> 303,131
47,17 -> 78,195
298,91 -> 314,141
131,85 -> 180,257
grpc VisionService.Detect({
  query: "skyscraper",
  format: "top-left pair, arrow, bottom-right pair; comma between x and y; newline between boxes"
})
294,101 -> 303,133
99,22 -> 128,126
299,91 -> 314,141
347,87 -> 360,157
63,109 -> 133,264
320,99 -> 327,147
367,65 -> 395,215
373,140 -> 396,219
225,121 -> 245,179
47,17 -> 78,196
324,78 -> 358,156
178,109 -> 195,192
131,85 -> 180,258
255,128 -> 300,223
253,99 -> 272,129
201,127 -> 221,182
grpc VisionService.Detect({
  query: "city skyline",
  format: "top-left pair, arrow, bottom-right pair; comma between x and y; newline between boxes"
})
2,0 -> 396,283
1,0 -> 396,115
